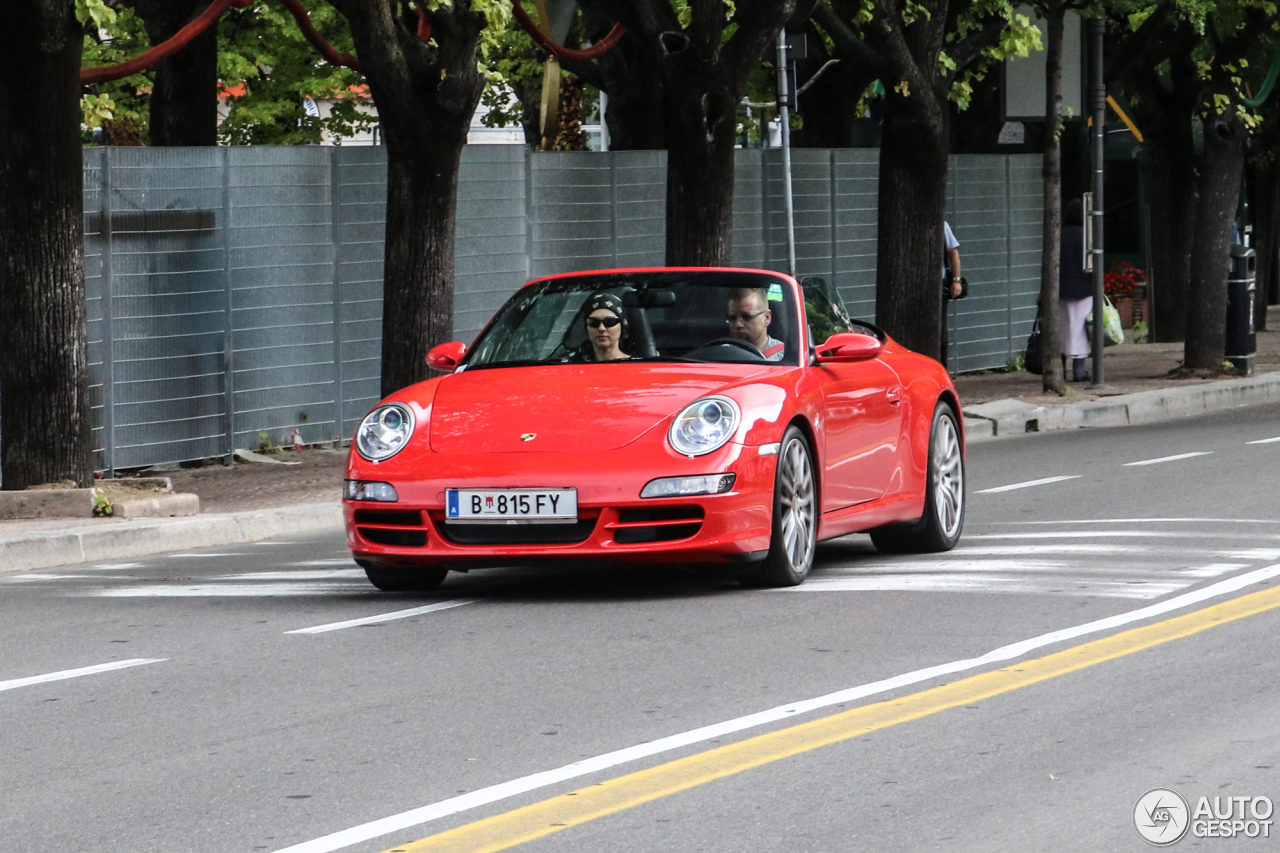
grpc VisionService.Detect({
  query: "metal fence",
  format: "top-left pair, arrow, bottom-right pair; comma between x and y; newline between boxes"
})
81,145 -> 1041,473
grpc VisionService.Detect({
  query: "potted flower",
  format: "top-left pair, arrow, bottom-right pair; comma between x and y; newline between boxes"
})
1104,261 -> 1145,328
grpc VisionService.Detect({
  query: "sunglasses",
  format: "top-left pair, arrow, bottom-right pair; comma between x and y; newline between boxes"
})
725,310 -> 766,324
586,315 -> 622,329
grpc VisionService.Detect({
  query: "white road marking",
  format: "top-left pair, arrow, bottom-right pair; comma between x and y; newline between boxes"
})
88,562 -> 145,570
286,559 -> 358,567
268,564 -> 1280,853
788,576 -> 1186,599
976,475 -> 1081,494
1000,518 -> 1280,526
168,552 -> 247,558
286,600 -> 478,635
1124,451 -> 1214,466
7,574 -> 103,582
1247,436 -> 1280,445
94,584 -> 357,597
223,570 -> 366,581
967,531 -> 1280,541
0,659 -> 166,693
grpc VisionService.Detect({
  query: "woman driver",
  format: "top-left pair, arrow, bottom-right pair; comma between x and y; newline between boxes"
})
579,292 -> 630,362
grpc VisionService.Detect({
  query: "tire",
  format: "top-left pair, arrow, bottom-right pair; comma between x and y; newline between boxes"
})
360,562 -> 448,592
869,401 -> 965,554
750,426 -> 818,587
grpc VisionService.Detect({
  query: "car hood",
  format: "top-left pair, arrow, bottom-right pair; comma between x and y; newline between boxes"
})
428,363 -> 773,454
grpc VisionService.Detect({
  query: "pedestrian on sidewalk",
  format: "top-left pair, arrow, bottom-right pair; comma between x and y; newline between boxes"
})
1059,199 -> 1092,382
941,221 -> 966,368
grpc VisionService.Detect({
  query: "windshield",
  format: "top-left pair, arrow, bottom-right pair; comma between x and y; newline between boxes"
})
462,271 -> 802,369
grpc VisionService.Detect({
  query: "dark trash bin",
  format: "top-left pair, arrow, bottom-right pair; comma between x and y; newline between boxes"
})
1226,244 -> 1257,376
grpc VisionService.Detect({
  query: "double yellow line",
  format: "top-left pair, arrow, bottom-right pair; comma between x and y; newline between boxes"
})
384,582 -> 1280,853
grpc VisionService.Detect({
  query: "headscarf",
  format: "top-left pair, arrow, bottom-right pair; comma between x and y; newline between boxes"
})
584,291 -> 629,340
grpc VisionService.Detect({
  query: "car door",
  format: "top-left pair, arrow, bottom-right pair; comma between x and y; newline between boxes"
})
799,277 -> 904,511
815,357 -> 904,511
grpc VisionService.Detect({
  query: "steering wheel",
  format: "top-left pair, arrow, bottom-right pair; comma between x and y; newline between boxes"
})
700,337 -> 766,357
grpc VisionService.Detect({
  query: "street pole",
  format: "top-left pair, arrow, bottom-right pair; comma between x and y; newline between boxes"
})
776,29 -> 797,277
1088,16 -> 1108,388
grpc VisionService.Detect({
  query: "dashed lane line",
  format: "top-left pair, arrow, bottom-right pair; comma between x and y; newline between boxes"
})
285,600 -> 479,634
1247,436 -> 1280,444
0,659 -> 167,694
975,475 -> 1081,494
1123,451 -> 1214,466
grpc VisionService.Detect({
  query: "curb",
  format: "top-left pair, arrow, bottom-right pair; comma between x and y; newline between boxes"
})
963,371 -> 1280,442
0,502 -> 344,576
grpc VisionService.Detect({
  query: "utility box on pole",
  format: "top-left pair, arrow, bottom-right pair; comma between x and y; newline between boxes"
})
1226,244 -> 1257,375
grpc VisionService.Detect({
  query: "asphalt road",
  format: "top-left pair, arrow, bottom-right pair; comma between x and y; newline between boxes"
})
4,401 -> 1280,853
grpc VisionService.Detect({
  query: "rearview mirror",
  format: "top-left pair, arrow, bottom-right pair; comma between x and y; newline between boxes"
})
622,289 -> 677,308
426,341 -> 467,371
814,332 -> 882,363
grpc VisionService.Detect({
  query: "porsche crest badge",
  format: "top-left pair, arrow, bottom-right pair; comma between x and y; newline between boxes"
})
520,433 -> 537,442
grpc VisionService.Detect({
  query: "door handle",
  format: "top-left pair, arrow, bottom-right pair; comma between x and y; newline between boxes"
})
886,386 -> 902,406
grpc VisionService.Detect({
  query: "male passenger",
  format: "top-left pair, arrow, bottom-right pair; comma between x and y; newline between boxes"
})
726,287 -> 785,361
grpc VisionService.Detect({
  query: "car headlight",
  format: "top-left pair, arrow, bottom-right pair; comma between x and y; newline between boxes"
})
668,396 -> 740,457
355,403 -> 415,462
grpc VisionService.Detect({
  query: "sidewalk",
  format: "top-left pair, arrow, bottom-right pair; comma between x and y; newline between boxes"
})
1,310 -> 1276,575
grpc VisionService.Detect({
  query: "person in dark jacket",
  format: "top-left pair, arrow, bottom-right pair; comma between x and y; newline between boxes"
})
1059,199 -> 1093,382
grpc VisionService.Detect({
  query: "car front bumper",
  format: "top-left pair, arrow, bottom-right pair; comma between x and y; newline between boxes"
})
344,442 -> 777,569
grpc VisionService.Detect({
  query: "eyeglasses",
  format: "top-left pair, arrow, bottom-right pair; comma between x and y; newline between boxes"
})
586,315 -> 622,329
725,310 -> 766,324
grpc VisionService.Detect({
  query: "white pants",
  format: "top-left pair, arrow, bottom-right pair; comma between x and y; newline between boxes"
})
1059,297 -> 1092,359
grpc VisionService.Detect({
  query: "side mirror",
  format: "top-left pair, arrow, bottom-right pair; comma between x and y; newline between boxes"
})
814,332 -> 883,363
426,341 -> 467,371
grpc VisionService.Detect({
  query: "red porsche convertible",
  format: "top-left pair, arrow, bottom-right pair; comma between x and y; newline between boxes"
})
343,268 -> 965,591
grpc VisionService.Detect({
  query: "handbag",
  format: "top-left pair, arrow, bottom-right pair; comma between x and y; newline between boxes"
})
1024,308 -> 1043,375
1086,296 -> 1124,347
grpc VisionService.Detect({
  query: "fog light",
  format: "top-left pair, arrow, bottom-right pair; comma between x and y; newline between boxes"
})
344,480 -> 399,502
640,474 -> 735,499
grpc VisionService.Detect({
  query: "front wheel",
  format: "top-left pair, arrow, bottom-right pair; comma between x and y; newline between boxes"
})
360,562 -> 449,592
750,426 -> 817,587
869,401 -> 965,553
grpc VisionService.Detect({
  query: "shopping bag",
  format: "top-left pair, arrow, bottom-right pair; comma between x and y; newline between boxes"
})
1086,296 -> 1124,347
1024,309 -> 1043,375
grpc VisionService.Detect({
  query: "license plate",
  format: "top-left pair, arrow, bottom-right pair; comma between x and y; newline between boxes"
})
445,489 -> 578,523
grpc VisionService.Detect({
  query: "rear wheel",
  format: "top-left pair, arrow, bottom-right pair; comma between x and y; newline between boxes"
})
750,426 -> 817,587
869,402 -> 964,553
360,562 -> 448,592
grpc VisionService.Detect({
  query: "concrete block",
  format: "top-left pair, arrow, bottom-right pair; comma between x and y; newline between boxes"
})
0,489 -> 95,519
963,417 -> 995,444
114,493 -> 200,519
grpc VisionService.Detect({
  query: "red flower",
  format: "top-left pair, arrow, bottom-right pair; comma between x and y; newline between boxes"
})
1104,262 -> 1145,298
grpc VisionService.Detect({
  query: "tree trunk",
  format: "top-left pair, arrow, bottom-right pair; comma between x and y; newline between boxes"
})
380,125 -> 467,396
0,0 -> 93,489
134,0 -> 219,146
875,96 -> 950,358
329,0 -> 485,396
1038,5 -> 1066,395
661,65 -> 739,265
1184,110 -> 1246,369
1251,157 -> 1278,332
1126,58 -> 1198,343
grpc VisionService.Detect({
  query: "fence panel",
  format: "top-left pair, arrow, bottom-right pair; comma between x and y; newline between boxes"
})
227,147 -> 337,449
455,145 -> 529,345
334,147 -> 386,437
98,147 -> 228,470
